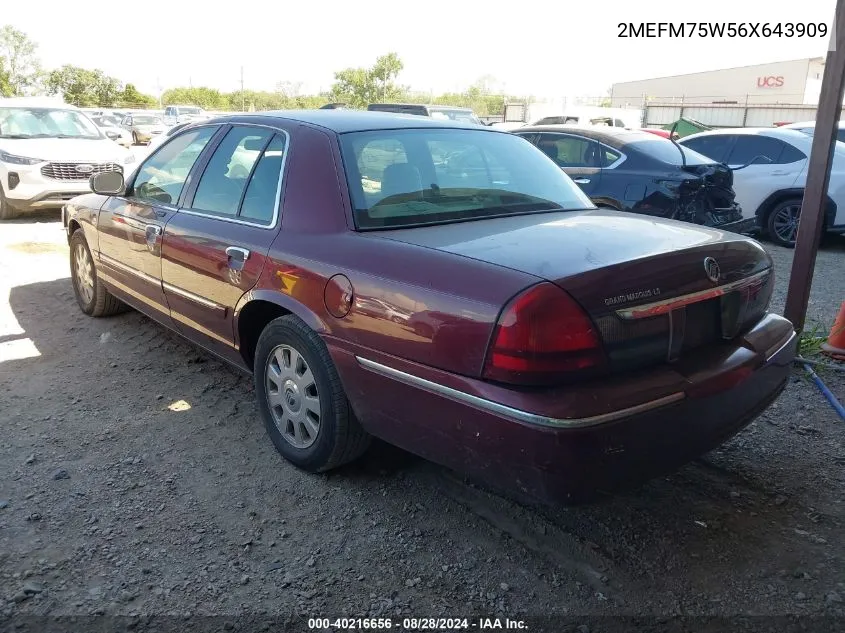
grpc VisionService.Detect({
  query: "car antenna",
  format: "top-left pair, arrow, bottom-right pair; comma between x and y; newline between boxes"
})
669,120 -> 687,169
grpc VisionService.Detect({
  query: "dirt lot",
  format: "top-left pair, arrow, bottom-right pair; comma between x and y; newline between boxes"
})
1,215 -> 844,631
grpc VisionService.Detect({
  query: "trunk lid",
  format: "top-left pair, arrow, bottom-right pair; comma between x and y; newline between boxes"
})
376,210 -> 773,372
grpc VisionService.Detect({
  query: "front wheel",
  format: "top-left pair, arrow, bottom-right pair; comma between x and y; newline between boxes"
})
254,315 -> 370,472
0,185 -> 19,220
766,198 -> 802,248
69,230 -> 126,316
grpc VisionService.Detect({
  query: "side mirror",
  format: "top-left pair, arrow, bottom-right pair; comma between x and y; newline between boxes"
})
90,171 -> 125,196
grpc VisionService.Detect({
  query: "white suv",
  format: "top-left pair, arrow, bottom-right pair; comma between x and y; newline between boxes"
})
0,99 -> 135,220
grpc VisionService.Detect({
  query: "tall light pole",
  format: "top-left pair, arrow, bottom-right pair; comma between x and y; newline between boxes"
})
241,66 -> 245,112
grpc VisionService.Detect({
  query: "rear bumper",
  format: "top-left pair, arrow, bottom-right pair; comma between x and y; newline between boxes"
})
335,314 -> 796,503
717,216 -> 759,235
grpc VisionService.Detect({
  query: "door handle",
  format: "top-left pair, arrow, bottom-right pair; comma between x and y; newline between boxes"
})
573,178 -> 591,184
226,246 -> 250,271
145,225 -> 162,253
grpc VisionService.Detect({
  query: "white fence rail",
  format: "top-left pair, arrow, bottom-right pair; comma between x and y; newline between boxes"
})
643,102 -> 843,128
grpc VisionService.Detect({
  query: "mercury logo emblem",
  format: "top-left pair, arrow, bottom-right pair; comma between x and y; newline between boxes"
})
703,257 -> 721,283
75,164 -> 94,174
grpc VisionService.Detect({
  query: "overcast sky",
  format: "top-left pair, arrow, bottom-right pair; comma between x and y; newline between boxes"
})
7,0 -> 837,98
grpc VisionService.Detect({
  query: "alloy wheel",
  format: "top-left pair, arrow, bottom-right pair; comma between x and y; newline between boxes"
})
265,344 -> 322,449
772,203 -> 801,245
74,242 -> 95,305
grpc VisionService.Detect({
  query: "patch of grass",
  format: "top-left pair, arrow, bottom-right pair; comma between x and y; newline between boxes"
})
798,322 -> 828,358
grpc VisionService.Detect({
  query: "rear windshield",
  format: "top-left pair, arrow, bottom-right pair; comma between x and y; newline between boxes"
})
628,138 -> 714,166
339,128 -> 595,230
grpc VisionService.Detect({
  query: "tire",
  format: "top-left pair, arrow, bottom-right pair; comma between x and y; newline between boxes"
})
0,184 -> 20,221
254,315 -> 370,472
69,229 -> 126,317
766,198 -> 803,248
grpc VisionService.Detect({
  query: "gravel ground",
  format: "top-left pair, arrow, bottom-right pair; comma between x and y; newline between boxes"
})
0,217 -> 844,631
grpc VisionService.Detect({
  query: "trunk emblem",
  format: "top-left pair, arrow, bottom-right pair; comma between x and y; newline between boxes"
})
703,257 -> 721,283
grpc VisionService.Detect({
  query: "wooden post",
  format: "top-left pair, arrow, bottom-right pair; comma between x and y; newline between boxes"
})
784,0 -> 845,331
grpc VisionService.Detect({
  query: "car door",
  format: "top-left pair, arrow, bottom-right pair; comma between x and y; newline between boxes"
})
532,132 -> 601,195
97,125 -> 220,322
161,124 -> 288,363
723,135 -> 807,218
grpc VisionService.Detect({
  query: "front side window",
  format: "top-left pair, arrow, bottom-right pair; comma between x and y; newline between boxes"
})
0,107 -> 103,139
340,129 -> 594,230
131,126 -> 218,205
191,126 -> 273,217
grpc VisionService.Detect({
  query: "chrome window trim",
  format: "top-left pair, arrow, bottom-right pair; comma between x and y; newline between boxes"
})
615,269 -> 772,320
99,253 -> 159,285
355,356 -> 685,429
162,282 -> 225,311
178,125 -> 290,230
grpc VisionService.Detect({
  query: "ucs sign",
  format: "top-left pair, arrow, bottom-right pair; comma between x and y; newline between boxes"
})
757,76 -> 785,88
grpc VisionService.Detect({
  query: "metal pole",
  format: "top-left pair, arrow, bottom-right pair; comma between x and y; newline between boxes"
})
784,0 -> 845,330
241,67 -> 245,112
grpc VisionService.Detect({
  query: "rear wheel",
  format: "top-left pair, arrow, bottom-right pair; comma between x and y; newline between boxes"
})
766,198 -> 802,247
70,229 -> 126,316
254,315 -> 370,472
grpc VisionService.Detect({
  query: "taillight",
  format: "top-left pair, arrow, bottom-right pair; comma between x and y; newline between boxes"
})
482,282 -> 607,386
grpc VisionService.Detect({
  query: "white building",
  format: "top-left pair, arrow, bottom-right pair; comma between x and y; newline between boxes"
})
610,57 -> 826,108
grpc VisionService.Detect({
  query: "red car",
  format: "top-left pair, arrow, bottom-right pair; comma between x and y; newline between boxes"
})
63,111 -> 796,502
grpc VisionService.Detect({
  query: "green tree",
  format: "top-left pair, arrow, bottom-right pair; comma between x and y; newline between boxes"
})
161,86 -> 227,110
0,57 -> 12,97
45,65 -> 124,106
120,83 -> 156,108
0,25 -> 41,95
330,53 -> 404,108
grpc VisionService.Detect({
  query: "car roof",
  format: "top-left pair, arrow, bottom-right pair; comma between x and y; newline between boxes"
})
368,103 -> 475,113
0,97 -> 79,109
514,124 -> 663,144
782,120 -> 845,129
204,109 -> 490,133
680,127 -> 813,143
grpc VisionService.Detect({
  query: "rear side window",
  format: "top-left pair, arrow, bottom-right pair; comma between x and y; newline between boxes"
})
726,135 -> 798,166
601,147 -> 622,167
534,134 -> 600,168
191,126 -> 273,216
680,135 -> 732,163
239,134 -> 286,224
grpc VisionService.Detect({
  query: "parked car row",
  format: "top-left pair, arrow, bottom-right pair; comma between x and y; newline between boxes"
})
62,110 -> 796,503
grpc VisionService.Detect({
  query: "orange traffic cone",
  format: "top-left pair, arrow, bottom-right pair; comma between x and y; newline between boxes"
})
821,300 -> 845,361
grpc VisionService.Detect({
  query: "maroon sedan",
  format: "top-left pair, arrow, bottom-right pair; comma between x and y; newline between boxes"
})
62,110 -> 796,503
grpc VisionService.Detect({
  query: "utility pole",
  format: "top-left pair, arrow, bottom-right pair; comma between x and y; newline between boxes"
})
784,0 -> 845,330
241,66 -> 245,112
156,77 -> 163,109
